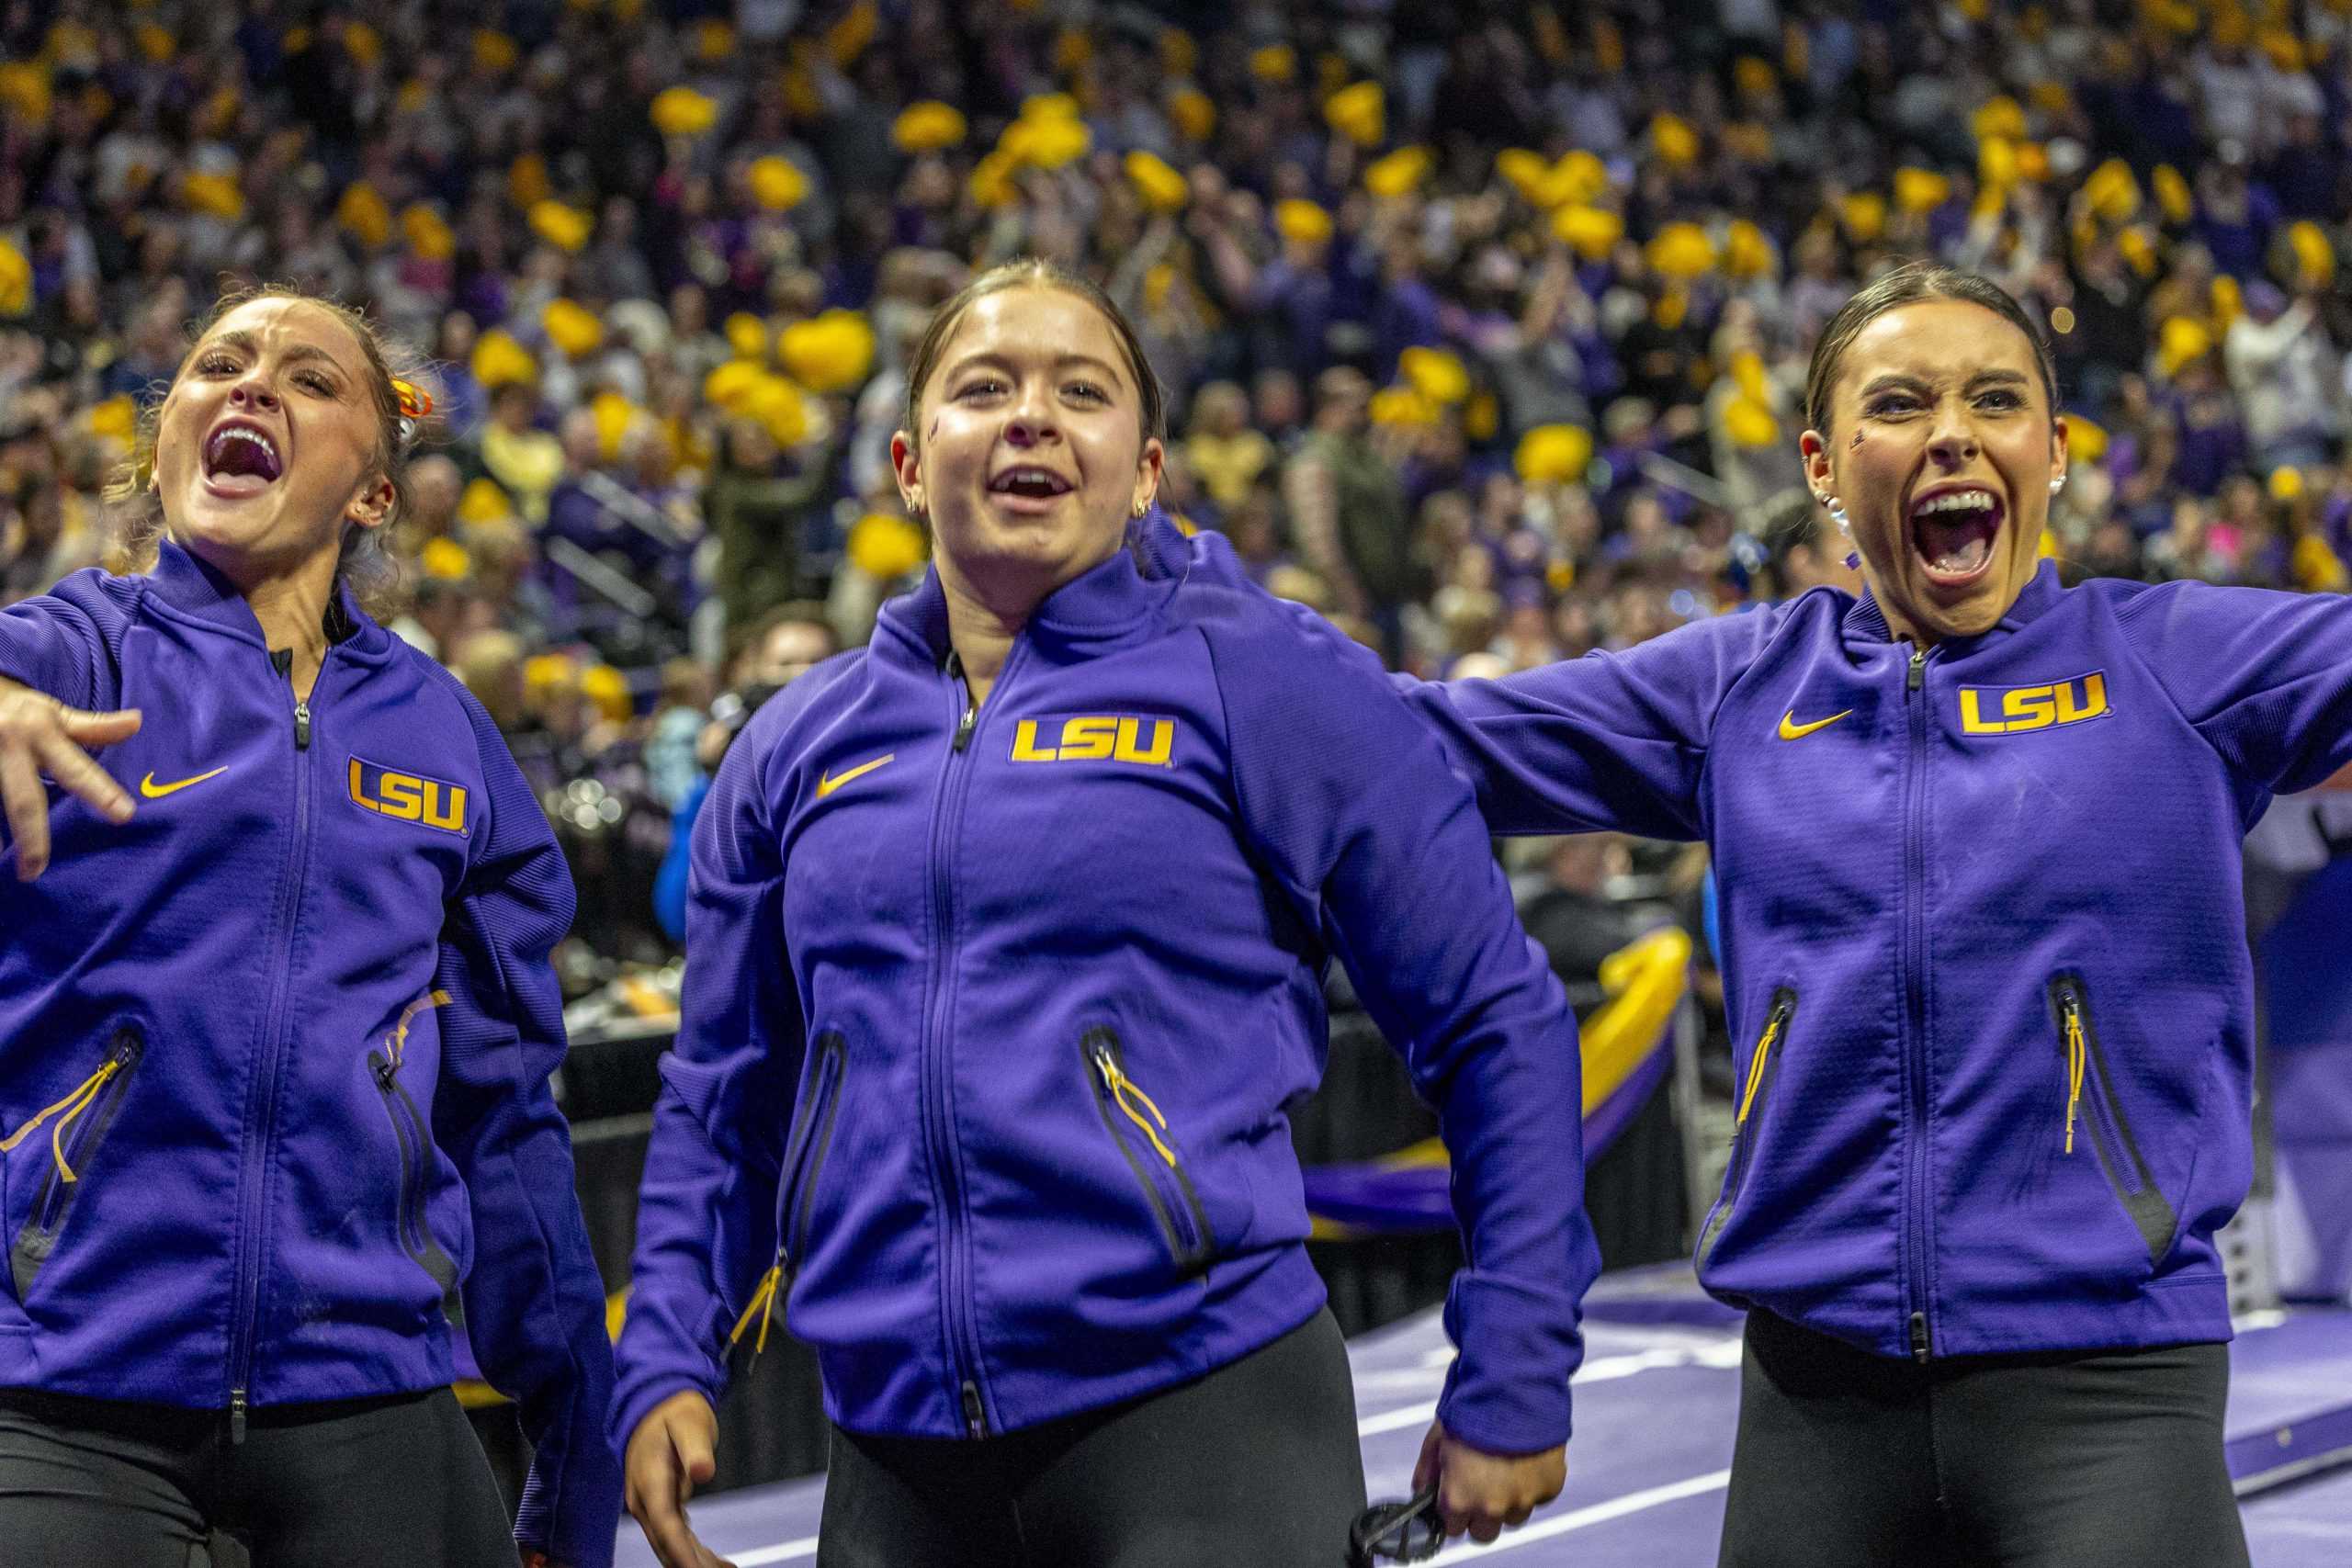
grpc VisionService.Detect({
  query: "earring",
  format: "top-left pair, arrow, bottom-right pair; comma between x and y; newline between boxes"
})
1132,499 -> 1150,517
1826,497 -> 1850,532
1844,551 -> 1862,570
2050,476 -> 2065,494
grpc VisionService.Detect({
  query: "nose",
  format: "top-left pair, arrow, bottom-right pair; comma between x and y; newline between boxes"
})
1001,380 -> 1058,446
228,372 -> 279,413
1924,396 -> 1980,468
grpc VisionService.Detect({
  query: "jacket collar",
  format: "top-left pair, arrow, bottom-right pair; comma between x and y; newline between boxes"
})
876,513 -> 1192,669
148,538 -> 392,661
1839,558 -> 2065,651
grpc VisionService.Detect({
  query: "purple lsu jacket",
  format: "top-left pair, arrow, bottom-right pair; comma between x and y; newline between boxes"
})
0,543 -> 619,1568
1405,562 -> 2352,1362
613,516 -> 1597,1455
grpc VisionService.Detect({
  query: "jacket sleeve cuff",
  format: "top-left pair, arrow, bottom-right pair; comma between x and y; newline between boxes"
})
1434,1272 -> 1580,1454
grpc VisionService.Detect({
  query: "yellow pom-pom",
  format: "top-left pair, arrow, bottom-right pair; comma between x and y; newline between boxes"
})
892,101 -> 967,153
524,653 -> 578,693
2288,221 -> 2335,289
778,310 -> 876,394
401,203 -> 455,261
528,198 -> 594,253
825,0 -> 877,67
1722,220 -> 1776,279
1465,392 -> 1498,443
848,513 -> 928,580
1537,150 -> 1609,209
459,477 -> 515,525
1496,149 -> 1550,204
1250,44 -> 1296,83
2211,275 -> 2243,330
471,331 -> 537,391
1724,396 -> 1780,448
0,63 -> 52,128
1021,93 -> 1080,121
2085,158 -> 2140,221
1515,424 -> 1594,486
1552,205 -> 1623,260
1123,152 -> 1187,214
1840,191 -> 1887,243
334,181 -> 390,248
650,85 -> 718,138
1324,81 -> 1385,147
592,390 -> 635,461
968,150 -> 1020,209
85,394 -> 135,443
2270,465 -> 2307,502
1650,113 -> 1700,167
1971,96 -> 2027,143
723,313 -> 768,362
2152,164 -> 2192,225
748,156 -> 808,212
508,152 -> 553,209
744,373 -> 808,446
184,171 -> 246,222
1166,87 -> 1215,143
1645,221 -> 1716,279
2155,316 -> 2211,378
1369,385 -> 1438,427
542,299 -> 604,358
1364,146 -> 1432,199
1399,346 -> 1470,405
1894,167 -> 1951,215
703,359 -> 763,412
1012,115 -> 1091,170
421,536 -> 473,581
1274,198 -> 1334,247
581,664 -> 634,724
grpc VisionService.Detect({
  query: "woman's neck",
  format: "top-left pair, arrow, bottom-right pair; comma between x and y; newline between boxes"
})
196,542 -> 342,698
940,574 -> 1030,709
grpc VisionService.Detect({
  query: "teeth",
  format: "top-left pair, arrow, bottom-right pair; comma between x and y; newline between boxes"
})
1914,490 -> 1995,516
209,426 -> 278,469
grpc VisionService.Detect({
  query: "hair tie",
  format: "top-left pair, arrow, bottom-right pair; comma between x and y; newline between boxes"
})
390,378 -> 435,448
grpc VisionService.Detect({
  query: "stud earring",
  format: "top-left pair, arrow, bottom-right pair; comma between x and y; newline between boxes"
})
1133,499 -> 1150,517
2050,476 -> 2065,494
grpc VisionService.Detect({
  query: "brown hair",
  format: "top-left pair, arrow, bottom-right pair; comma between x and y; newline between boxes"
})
899,259 -> 1166,453
1804,262 -> 2058,438
106,285 -> 422,615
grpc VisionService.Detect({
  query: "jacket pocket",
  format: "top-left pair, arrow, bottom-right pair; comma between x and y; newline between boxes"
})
2049,974 -> 2176,1268
5,1025 -> 142,1300
1082,1026 -> 1216,1276
1697,988 -> 1795,1267
368,993 -> 462,1320
731,1032 -> 847,1357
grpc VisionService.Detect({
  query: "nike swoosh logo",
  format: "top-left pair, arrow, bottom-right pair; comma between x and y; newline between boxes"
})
815,753 -> 896,798
1778,709 -> 1854,741
139,766 -> 231,798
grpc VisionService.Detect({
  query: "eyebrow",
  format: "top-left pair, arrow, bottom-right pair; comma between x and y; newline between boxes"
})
204,330 -> 354,378
1856,368 -> 2033,397
944,349 -> 1129,389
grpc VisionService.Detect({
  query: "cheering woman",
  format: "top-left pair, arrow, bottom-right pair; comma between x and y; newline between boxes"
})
1403,262 -> 2352,1566
0,288 -> 618,1567
614,259 -> 1596,1568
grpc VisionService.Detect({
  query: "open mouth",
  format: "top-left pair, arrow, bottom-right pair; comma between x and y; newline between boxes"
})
987,465 -> 1075,504
201,420 -> 283,495
1908,485 -> 2004,586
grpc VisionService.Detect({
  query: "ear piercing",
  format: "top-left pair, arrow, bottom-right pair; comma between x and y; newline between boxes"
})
2050,476 -> 2065,493
1133,499 -> 1150,517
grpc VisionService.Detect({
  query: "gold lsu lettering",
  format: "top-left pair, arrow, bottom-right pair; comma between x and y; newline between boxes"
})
1009,716 -> 1175,766
1958,671 -> 2110,735
348,757 -> 469,834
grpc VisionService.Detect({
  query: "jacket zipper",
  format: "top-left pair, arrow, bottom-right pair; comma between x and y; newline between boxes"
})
729,1033 -> 847,1359
230,649 -> 320,1441
368,1009 -> 461,1309
1696,989 -> 1794,1265
6,1028 -> 142,1296
1901,644 -> 1934,1363
923,648 -> 1011,1438
2047,974 -> 2177,1267
1082,1027 -> 1216,1272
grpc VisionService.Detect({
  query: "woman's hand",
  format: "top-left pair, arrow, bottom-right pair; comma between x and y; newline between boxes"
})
0,677 -> 140,880
1413,1420 -> 1567,1545
624,1390 -> 736,1568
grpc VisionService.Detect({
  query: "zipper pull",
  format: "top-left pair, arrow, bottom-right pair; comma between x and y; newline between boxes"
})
962,1380 -> 988,1438
953,704 -> 976,752
1906,648 -> 1926,693
294,700 -> 311,750
230,1386 -> 248,1444
1908,1312 -> 1931,1363
2060,989 -> 2086,1156
727,1257 -> 786,1359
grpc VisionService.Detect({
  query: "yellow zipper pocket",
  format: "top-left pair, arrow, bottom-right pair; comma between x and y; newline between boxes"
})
1698,988 -> 1796,1267
730,1032 -> 847,1361
2,1030 -> 141,1190
1084,1027 -> 1215,1272
7,1027 -> 142,1299
2045,972 -> 2177,1268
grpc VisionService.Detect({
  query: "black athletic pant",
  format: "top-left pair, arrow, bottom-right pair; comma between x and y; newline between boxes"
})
0,1385 -> 514,1567
1719,1308 -> 2252,1568
819,1307 -> 1368,1568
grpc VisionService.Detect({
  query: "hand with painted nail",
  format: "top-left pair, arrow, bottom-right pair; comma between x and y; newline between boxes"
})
0,676 -> 141,880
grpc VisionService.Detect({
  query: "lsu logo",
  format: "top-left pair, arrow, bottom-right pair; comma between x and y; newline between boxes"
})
348,756 -> 469,835
1958,671 -> 2110,736
1009,715 -> 1175,766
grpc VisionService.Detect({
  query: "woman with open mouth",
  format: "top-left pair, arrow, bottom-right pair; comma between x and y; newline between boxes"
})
0,288 -> 618,1567
1398,261 -> 2352,1566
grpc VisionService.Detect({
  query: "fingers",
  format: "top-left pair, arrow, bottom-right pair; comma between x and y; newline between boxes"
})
1411,1421 -> 1443,1495
627,1402 -> 728,1568
2,745 -> 52,880
38,731 -> 134,823
55,706 -> 141,749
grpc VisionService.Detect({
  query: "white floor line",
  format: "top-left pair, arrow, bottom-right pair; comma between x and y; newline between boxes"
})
727,1532 -> 821,1566
1422,1470 -> 1732,1564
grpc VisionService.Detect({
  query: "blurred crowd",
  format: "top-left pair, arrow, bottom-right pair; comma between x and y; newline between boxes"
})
6,0 -> 2352,975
